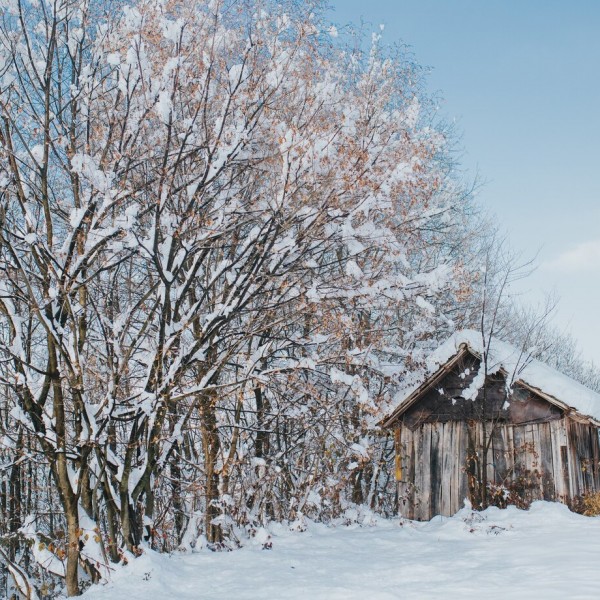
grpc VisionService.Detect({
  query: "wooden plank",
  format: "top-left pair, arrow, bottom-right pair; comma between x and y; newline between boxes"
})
457,421 -> 469,511
440,422 -> 453,516
398,426 -> 414,519
523,424 -> 537,503
561,445 -> 572,501
577,423 -> 592,494
421,424 -> 432,519
430,423 -> 441,517
512,424 -> 526,496
567,419 -> 583,498
582,424 -> 596,493
413,425 -> 425,520
550,419 -> 567,502
408,429 -> 416,518
530,424 -> 544,500
396,427 -> 408,517
591,425 -> 600,491
538,422 -> 555,500
505,424 -> 515,492
492,424 -> 507,485
394,428 -> 402,481
449,421 -> 458,514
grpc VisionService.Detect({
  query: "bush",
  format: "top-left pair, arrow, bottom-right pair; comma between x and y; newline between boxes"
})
580,492 -> 600,516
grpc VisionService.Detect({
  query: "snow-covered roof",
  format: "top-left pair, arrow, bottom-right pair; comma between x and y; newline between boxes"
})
383,329 -> 600,427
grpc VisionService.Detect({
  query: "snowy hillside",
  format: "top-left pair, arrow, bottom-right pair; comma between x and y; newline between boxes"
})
82,502 -> 600,600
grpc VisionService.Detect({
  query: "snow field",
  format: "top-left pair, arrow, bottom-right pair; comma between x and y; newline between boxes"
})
81,501 -> 600,600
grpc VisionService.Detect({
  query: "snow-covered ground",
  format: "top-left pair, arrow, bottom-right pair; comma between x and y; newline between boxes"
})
82,502 -> 600,600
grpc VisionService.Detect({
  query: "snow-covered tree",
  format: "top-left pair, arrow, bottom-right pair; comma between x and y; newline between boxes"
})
0,0 -> 480,594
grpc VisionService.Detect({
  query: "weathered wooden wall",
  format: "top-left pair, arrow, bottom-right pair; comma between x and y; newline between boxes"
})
395,417 -> 600,520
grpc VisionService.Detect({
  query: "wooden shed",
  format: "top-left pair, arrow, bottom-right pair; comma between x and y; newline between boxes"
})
382,330 -> 600,520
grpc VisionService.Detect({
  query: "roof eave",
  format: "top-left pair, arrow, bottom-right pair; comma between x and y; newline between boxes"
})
380,341 -> 600,429
514,379 -> 600,427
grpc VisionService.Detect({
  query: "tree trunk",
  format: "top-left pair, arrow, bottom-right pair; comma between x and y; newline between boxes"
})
65,504 -> 81,597
200,393 -> 222,546
8,432 -> 22,561
50,338 -> 82,596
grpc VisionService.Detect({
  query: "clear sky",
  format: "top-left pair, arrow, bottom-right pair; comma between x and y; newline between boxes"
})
329,0 -> 600,364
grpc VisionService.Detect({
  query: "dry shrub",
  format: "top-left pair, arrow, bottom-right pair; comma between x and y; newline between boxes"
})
580,492 -> 600,516
487,477 -> 536,511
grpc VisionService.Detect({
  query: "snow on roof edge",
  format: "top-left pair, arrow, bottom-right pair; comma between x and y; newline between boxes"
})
387,329 -> 600,425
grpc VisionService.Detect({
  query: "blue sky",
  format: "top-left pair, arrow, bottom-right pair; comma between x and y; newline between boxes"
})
329,0 -> 600,364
